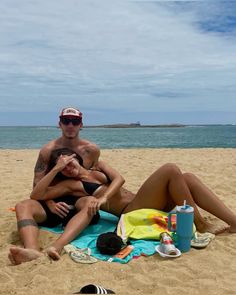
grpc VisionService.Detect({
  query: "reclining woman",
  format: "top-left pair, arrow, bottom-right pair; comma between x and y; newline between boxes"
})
9,148 -> 236,264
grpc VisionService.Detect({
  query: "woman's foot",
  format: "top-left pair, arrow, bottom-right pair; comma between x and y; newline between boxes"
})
228,223 -> 236,233
8,247 -> 42,265
46,246 -> 61,260
196,220 -> 229,234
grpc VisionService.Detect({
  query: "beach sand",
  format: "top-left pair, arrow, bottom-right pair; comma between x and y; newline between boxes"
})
0,148 -> 236,294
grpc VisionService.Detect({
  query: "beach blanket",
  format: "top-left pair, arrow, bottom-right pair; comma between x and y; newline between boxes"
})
41,211 -> 160,264
117,208 -> 175,242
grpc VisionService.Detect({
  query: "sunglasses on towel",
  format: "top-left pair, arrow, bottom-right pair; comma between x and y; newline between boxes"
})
60,117 -> 82,126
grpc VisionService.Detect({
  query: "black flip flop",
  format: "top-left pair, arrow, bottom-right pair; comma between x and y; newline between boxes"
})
73,284 -> 115,294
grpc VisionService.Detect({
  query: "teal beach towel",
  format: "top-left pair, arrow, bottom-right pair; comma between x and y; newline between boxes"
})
41,211 -> 160,263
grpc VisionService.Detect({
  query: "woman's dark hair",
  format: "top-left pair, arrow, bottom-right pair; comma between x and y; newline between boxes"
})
47,148 -> 83,179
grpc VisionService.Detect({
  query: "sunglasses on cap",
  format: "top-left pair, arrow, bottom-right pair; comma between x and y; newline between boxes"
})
60,117 -> 82,126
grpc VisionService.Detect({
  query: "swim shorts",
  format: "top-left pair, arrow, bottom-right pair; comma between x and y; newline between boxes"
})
38,195 -> 100,227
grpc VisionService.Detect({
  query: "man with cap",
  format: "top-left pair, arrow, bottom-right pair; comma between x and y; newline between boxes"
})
32,107 -> 100,218
33,107 -> 100,187
7,107 -> 101,265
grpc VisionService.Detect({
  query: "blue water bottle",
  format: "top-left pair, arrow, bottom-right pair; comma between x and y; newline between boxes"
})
168,202 -> 194,252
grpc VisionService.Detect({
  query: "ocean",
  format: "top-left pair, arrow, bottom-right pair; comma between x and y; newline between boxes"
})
0,125 -> 235,149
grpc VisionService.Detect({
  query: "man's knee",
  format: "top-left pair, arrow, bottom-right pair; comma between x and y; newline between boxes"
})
15,199 -> 40,219
15,199 -> 35,212
15,199 -> 34,212
15,200 -> 39,228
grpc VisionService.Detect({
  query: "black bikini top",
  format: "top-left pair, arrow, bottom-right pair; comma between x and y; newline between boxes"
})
81,169 -> 111,195
88,168 -> 111,183
81,181 -> 102,195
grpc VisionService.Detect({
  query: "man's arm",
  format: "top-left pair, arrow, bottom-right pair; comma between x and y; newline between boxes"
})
33,151 -> 49,187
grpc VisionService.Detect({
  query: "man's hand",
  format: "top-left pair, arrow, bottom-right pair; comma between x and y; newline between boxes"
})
46,201 -> 70,218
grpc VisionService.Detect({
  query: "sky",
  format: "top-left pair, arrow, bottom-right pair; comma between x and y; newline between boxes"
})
0,0 -> 236,126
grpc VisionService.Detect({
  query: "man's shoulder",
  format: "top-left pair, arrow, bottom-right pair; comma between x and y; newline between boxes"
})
78,139 -> 100,167
80,139 -> 99,151
39,140 -> 59,158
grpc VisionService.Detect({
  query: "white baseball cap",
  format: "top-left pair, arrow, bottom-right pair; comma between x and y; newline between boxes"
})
59,107 -> 82,118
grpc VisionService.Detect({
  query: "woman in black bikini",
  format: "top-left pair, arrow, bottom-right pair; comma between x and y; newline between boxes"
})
31,148 -> 116,217
29,148 -> 112,229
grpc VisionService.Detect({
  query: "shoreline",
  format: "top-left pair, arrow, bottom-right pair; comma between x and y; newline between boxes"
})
1,147 -> 236,152
0,123 -> 235,127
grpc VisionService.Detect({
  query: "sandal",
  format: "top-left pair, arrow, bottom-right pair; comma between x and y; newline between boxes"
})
191,232 -> 215,249
73,284 -> 115,294
64,245 -> 98,264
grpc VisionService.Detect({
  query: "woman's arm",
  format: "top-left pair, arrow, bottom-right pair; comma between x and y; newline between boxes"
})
96,160 -> 125,203
31,177 -> 86,200
30,154 -> 75,200
87,161 -> 125,215
32,181 -> 71,200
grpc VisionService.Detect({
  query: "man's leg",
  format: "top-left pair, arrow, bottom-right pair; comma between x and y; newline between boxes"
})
9,199 -> 47,265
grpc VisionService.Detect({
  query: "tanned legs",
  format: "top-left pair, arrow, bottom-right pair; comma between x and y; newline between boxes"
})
124,163 -> 236,234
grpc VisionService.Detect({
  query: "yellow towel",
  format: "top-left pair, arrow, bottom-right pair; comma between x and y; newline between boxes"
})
117,208 -> 176,242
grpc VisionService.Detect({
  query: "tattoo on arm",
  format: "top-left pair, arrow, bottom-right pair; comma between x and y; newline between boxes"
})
34,154 -> 47,173
33,154 -> 47,187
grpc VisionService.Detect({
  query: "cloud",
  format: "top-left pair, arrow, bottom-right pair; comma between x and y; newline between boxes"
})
0,0 -> 236,124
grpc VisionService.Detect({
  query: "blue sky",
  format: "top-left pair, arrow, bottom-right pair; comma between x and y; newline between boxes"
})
0,0 -> 236,126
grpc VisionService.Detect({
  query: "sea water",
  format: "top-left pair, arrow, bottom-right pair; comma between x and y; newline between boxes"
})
0,125 -> 235,149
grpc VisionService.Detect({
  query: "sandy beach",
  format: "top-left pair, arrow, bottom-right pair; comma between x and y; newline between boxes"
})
0,148 -> 236,295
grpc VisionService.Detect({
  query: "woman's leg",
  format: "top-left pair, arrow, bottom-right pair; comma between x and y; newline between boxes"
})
9,199 -> 47,265
124,163 -> 228,233
183,173 -> 236,233
46,197 -> 94,260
